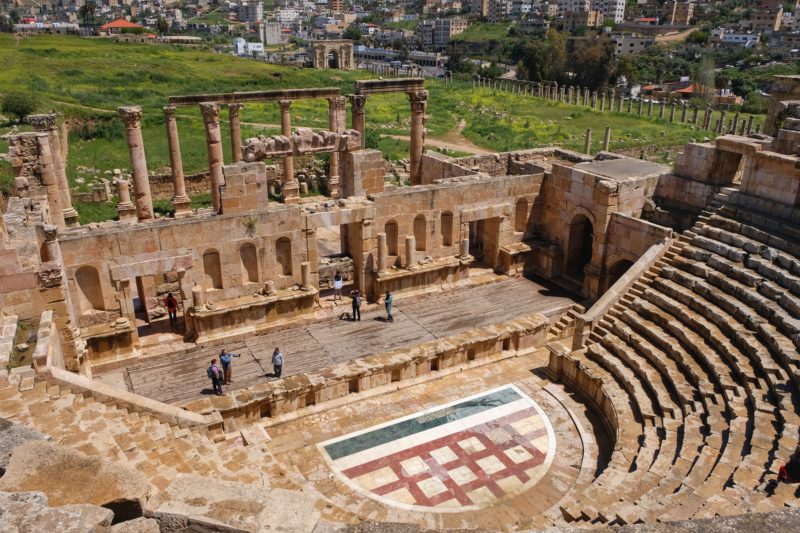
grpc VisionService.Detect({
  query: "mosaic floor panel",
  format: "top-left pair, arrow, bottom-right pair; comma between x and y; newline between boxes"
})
319,385 -> 556,512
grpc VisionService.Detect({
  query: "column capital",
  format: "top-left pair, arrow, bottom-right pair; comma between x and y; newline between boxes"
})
278,99 -> 292,113
118,106 -> 143,128
163,105 -> 177,119
199,102 -> 220,123
228,102 -> 245,117
408,90 -> 428,113
27,113 -> 57,132
349,94 -> 368,113
328,95 -> 346,111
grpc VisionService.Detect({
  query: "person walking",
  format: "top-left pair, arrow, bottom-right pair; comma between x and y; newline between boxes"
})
165,292 -> 178,329
333,271 -> 343,301
219,349 -> 240,384
350,289 -> 362,321
207,358 -> 223,396
272,347 -> 284,378
384,290 -> 394,322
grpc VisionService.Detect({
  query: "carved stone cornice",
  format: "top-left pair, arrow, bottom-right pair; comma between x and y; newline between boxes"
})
117,106 -> 143,128
27,113 -> 57,132
349,94 -> 368,113
199,102 -> 220,124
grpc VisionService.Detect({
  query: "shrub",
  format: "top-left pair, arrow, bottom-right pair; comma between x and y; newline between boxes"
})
1,92 -> 39,122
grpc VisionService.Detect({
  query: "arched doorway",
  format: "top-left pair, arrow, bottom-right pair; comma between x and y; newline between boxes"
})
565,214 -> 593,279
328,50 -> 339,69
607,259 -> 634,288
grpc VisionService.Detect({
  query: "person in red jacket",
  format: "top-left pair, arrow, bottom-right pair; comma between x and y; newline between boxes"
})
165,292 -> 178,329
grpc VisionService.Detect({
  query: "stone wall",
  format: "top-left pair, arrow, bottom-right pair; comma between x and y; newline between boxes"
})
742,151 -> 800,207
318,256 -> 353,289
220,162 -> 269,215
341,149 -> 387,198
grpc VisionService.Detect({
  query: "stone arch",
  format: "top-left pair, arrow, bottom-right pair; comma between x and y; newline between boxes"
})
385,220 -> 399,256
75,265 -> 104,313
240,242 -> 259,284
565,214 -> 594,278
327,49 -> 339,69
514,198 -> 529,233
607,257 -> 635,288
202,249 -> 223,289
276,237 -> 292,276
440,212 -> 454,247
413,215 -> 426,251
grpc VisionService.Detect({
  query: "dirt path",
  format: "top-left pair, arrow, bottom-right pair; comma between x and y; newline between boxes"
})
383,120 -> 493,155
50,100 -> 116,114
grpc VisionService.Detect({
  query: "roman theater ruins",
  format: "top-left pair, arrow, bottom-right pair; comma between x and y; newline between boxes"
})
1,76 -> 800,531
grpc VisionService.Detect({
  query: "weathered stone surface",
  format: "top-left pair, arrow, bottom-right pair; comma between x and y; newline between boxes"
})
0,441 -> 150,515
110,517 -> 161,533
0,417 -> 48,475
148,474 -> 320,533
0,491 -> 115,532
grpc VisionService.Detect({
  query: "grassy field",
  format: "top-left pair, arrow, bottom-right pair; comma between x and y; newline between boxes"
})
0,34 -> 759,201
450,23 -> 513,43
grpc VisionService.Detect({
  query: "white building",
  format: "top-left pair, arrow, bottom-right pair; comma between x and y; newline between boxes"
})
593,0 -> 625,23
234,37 -> 264,55
238,1 -> 264,23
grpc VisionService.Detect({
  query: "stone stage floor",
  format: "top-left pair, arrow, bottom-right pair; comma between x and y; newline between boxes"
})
266,348 -> 604,531
121,277 -> 579,405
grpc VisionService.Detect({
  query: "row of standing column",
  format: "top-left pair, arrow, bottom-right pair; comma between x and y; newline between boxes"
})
28,113 -> 79,228
348,90 -> 428,186
474,77 -> 762,134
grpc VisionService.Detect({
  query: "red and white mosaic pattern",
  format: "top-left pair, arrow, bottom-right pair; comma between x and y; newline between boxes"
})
320,386 -> 555,512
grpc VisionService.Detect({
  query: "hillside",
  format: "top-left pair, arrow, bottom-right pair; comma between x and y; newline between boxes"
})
0,33 -> 726,212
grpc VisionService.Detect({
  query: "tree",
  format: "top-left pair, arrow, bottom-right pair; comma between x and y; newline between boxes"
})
517,29 -> 567,83
343,26 -> 362,43
78,1 -> 96,33
694,56 -> 716,104
1,92 -> 39,122
156,17 -> 169,36
570,38 -> 616,90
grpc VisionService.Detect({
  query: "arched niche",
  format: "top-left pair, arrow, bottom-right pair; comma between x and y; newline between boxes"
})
75,265 -> 104,314
276,237 -> 293,276
240,243 -> 259,284
202,249 -> 223,289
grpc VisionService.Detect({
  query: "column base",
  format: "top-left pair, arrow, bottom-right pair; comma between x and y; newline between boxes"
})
327,176 -> 340,199
116,203 -> 137,221
282,181 -> 300,204
63,208 -> 79,227
172,195 -> 192,218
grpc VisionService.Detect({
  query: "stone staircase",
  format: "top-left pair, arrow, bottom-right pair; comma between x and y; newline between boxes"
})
547,304 -> 585,343
549,187 -> 800,525
0,371 -> 357,531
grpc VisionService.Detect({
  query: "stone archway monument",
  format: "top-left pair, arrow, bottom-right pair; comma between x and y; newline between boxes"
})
351,78 -> 428,186
311,40 -> 354,70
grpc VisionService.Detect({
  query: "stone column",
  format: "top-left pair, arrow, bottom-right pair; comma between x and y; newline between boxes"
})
739,120 -> 747,136
584,128 -> 592,154
408,90 -> 428,186
647,98 -> 654,116
300,261 -> 311,290
115,179 -> 136,220
609,90 -> 615,111
117,106 -> 154,221
376,232 -> 387,274
599,92 -> 606,111
350,94 -> 367,148
199,102 -> 224,213
583,87 -> 590,106
560,86 -> 566,103
460,238 -> 470,259
659,100 -> 666,119
691,106 -> 699,125
28,114 -> 78,226
617,94 -> 624,113
591,92 -> 598,109
680,103 -> 688,123
163,106 -> 191,217
328,96 -> 346,197
715,117 -> 722,133
405,235 -> 415,268
627,98 -> 633,113
703,107 -> 712,130
747,115 -> 754,135
717,110 -> 726,134
544,84 -> 550,100
669,103 -> 676,122
732,112 -> 740,134
568,86 -> 574,104
755,123 -> 761,134
603,126 -> 611,151
228,103 -> 244,163
279,99 -> 299,202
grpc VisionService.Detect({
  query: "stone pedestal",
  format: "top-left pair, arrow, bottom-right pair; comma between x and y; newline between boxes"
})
28,113 -> 78,227
191,285 -> 206,309
460,238 -> 470,260
350,95 -> 367,149
199,102 -> 225,213
115,179 -> 136,221
118,106 -> 154,221
228,103 -> 244,163
584,128 -> 592,155
264,280 -> 277,296
279,100 -> 299,203
405,235 -> 415,269
408,90 -> 428,186
163,106 -> 191,217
